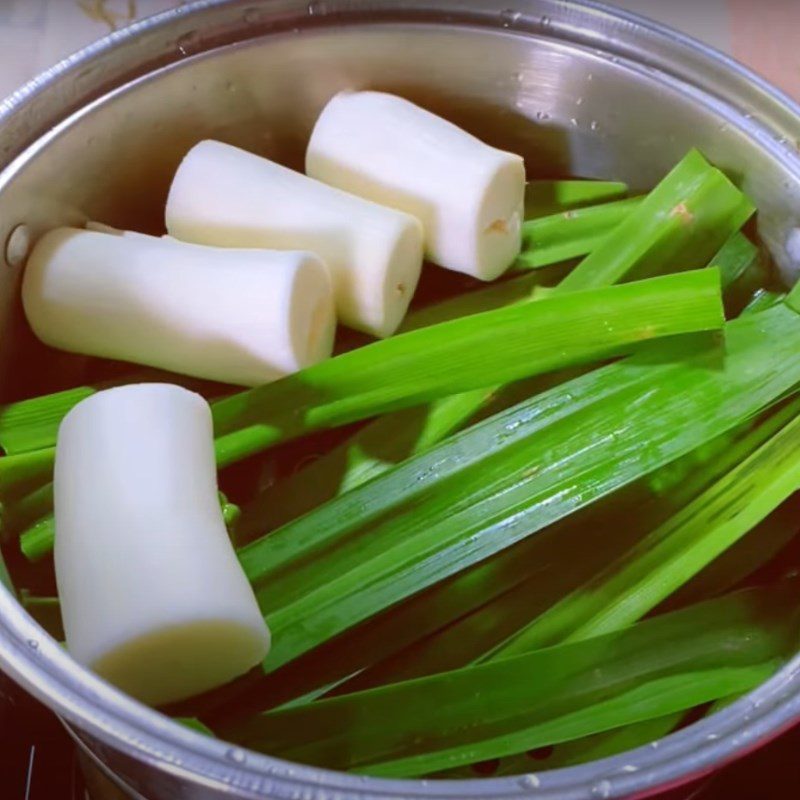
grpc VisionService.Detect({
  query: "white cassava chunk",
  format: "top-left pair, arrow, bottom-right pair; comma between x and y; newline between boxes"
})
166,140 -> 424,338
306,91 -> 526,280
54,383 -> 271,706
22,228 -> 335,386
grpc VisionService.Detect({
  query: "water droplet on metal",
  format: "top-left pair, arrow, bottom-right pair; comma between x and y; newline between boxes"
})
308,0 -> 327,15
590,120 -> 599,131
226,747 -> 247,764
707,732 -> 720,741
500,8 -> 522,27
620,765 -> 638,773
5,224 -> 30,268
535,110 -> 550,121
650,739 -> 660,749
520,773 -> 541,789
570,117 -> 578,127
576,96 -> 584,105
176,31 -> 198,57
591,780 -> 612,798
514,71 -> 523,83
587,72 -> 594,81
541,15 -> 551,26
27,639 -> 39,650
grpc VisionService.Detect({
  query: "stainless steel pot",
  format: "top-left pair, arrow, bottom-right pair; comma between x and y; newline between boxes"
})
2,2 -> 800,798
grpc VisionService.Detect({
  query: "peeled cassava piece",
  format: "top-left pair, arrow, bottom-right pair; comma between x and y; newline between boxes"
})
165,140 -> 424,338
22,228 -> 335,387
53,384 -> 270,706
306,91 -> 526,280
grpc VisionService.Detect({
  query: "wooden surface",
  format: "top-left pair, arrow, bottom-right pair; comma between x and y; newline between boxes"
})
0,1 -> 799,105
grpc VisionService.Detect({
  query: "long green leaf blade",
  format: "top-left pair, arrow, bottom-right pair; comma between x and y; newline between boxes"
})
243,303 -> 800,672
524,179 -> 628,218
744,289 -> 785,316
517,713 -> 683,772
663,499 -> 800,611
711,231 -> 759,288
0,448 -> 59,502
0,386 -> 94,456
443,709 -> 684,777
231,585 -> 796,775
212,269 -> 722,460
557,150 -> 754,291
516,196 -> 643,270
492,411 -> 800,657
365,666 -> 774,778
398,272 -> 543,333
332,399 -> 800,700
0,482 -> 53,542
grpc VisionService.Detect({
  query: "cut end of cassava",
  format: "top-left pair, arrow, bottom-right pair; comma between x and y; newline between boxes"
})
372,220 -> 424,339
323,209 -> 422,339
90,619 -> 270,706
289,256 -> 337,368
474,154 -> 526,281
165,141 -> 232,245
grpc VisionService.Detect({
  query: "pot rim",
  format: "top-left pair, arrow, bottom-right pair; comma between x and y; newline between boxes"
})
2,2 -> 800,798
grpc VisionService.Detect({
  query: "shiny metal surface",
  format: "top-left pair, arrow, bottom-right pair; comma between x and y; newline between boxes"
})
1,1 -> 800,798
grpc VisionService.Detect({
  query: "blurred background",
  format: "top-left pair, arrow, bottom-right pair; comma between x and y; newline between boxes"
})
2,1 -> 800,798
1,0 -> 799,104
